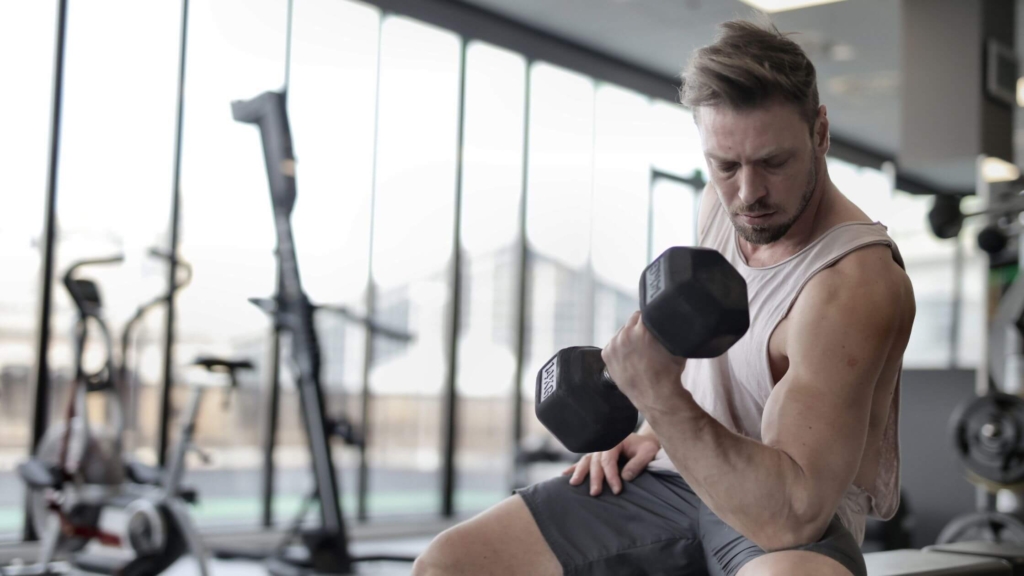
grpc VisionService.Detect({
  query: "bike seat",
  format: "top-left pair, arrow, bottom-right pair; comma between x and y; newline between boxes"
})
193,357 -> 254,372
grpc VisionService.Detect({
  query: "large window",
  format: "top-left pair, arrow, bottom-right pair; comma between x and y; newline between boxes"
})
280,0 -> 381,525
176,0 -> 287,529
47,0 -> 182,467
0,0 -> 59,541
453,41 -> 526,514
366,15 -> 461,518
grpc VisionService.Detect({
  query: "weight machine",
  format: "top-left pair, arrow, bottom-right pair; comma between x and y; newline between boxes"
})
222,88 -> 416,575
927,160 -> 1024,543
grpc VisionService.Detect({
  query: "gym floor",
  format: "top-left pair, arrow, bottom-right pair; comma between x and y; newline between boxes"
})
162,538 -> 429,576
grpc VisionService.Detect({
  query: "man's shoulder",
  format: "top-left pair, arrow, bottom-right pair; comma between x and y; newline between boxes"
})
796,242 -> 915,335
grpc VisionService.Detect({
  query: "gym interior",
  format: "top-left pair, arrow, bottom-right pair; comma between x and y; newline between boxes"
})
4,0 -> 1024,574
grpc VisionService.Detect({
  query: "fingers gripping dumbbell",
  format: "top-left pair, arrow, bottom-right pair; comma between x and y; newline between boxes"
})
535,247 -> 750,453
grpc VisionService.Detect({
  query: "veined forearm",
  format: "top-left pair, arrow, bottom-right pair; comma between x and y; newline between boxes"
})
645,396 -> 825,550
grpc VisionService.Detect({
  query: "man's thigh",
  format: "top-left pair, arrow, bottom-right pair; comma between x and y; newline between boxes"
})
699,505 -> 866,576
515,470 -> 706,575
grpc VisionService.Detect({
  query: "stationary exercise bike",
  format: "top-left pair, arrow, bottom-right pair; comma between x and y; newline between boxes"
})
7,254 -> 210,576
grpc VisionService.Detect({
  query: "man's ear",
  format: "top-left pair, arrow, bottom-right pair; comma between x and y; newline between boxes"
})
814,105 -> 830,155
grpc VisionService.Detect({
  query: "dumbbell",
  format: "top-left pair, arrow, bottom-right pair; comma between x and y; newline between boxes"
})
535,247 -> 749,453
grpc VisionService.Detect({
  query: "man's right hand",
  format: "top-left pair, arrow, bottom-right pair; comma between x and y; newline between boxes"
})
562,433 -> 661,496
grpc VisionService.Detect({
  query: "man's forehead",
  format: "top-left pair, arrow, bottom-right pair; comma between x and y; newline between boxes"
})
697,108 -> 804,160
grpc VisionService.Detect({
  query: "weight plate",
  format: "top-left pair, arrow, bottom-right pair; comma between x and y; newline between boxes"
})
950,392 -> 1024,487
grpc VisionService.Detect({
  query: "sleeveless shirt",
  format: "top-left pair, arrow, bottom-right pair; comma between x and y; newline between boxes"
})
646,192 -> 904,545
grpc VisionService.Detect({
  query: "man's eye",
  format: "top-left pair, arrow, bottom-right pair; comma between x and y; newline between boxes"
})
719,163 -> 738,173
765,159 -> 787,169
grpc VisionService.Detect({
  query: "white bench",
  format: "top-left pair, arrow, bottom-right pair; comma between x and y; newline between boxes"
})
864,549 -> 1010,575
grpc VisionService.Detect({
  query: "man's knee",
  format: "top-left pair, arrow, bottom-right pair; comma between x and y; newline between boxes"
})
737,550 -> 856,576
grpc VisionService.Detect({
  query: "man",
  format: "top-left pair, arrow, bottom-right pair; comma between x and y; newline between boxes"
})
413,17 -> 914,576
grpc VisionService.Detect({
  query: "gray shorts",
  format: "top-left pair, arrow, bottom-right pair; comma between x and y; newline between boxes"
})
516,469 -> 866,576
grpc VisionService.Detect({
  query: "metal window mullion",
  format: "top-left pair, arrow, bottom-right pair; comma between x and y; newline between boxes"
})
25,0 -> 71,542
509,61 -> 533,491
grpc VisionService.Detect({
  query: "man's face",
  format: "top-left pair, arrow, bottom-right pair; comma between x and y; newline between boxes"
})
697,100 -> 824,245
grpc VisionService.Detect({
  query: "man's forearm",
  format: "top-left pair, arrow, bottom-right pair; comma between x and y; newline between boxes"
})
644,393 -> 827,550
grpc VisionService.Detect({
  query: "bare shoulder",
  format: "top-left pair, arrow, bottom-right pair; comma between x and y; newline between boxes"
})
793,244 -> 916,341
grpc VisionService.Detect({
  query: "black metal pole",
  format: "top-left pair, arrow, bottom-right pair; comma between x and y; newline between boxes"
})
24,0 -> 70,542
440,40 -> 468,517
357,14 -> 386,522
259,0 -> 293,531
260,293 -> 282,528
509,61 -> 532,492
950,231 -> 964,368
158,0 -> 191,468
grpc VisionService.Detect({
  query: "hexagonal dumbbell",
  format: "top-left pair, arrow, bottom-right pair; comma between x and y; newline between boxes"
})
535,247 -> 749,453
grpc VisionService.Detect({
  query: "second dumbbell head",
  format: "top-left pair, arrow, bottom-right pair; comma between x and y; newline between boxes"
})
640,247 -> 750,358
536,346 -> 639,454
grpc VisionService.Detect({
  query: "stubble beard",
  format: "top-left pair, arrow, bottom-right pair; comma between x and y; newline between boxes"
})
731,160 -> 817,246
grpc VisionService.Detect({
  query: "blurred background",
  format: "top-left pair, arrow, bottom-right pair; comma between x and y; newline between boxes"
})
1,0 -> 1020,570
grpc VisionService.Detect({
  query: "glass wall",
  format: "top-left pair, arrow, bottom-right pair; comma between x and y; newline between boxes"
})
366,15 -> 461,518
453,41 -> 526,514
278,0 -> 381,526
175,0 -> 287,528
0,0 -> 59,541
520,63 -> 596,446
47,0 -> 182,469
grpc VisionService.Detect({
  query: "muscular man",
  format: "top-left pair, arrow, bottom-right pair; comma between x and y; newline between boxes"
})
413,17 -> 914,576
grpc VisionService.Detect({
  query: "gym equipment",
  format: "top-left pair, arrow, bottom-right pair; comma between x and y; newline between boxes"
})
223,88 -> 415,575
932,179 -> 1024,547
950,392 -> 1024,488
937,512 -> 1024,545
11,254 -> 210,575
863,549 -> 1011,575
927,195 -> 966,240
535,246 -> 749,453
926,542 -> 1024,576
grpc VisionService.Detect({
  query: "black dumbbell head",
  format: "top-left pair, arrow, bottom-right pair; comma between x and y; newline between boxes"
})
640,247 -> 749,358
535,346 -> 639,454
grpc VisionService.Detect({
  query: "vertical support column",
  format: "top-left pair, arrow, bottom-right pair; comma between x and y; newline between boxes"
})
976,154 -> 993,397
25,0 -> 71,541
260,295 -> 282,528
357,13 -> 386,522
440,39 -> 468,517
259,0 -> 293,531
509,61 -> 532,491
158,0 -> 191,468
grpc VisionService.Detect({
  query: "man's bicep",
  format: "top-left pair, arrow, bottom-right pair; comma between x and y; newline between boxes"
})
761,267 -> 901,516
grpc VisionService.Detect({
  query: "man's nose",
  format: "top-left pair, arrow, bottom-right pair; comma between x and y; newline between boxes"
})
738,166 -> 768,207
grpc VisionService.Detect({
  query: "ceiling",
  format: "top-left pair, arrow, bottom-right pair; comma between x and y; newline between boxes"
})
455,0 -> 1024,193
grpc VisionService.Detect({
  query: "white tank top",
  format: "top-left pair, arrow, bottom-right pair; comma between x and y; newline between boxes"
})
646,193 -> 903,545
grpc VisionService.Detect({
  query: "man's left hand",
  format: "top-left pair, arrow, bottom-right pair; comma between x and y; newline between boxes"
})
602,311 -> 689,414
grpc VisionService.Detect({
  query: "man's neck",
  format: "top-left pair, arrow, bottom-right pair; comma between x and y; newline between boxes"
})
737,176 -> 837,268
